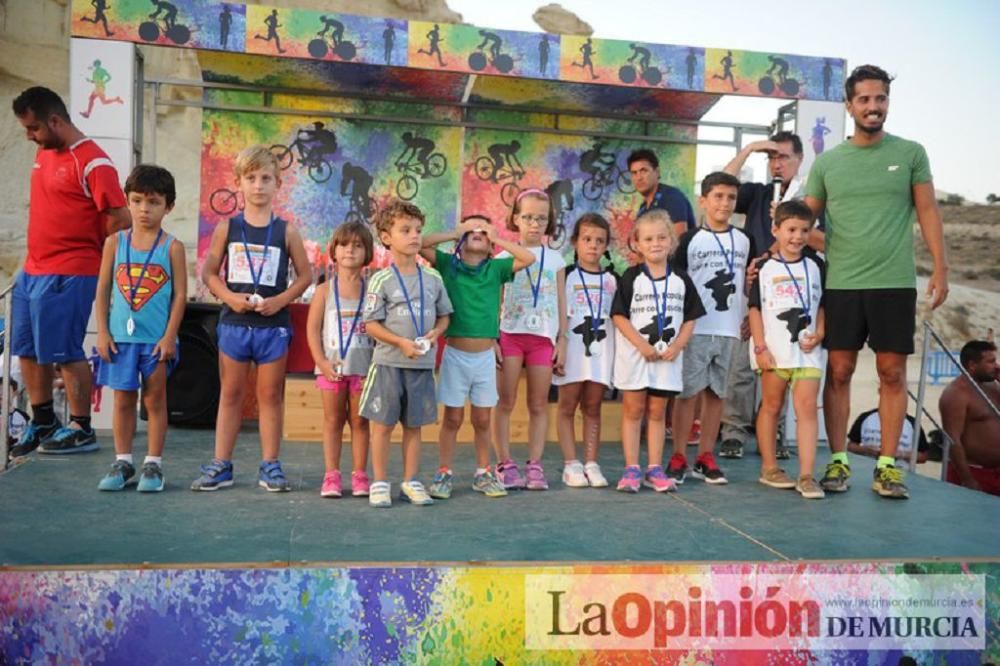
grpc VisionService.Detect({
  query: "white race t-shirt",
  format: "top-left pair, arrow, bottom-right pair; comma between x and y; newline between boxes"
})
499,245 -> 565,343
674,226 -> 754,338
554,265 -> 618,387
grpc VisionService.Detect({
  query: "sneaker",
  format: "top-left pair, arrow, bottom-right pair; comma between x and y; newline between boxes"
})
584,461 -> 608,488
137,462 -> 165,493
691,452 -> 728,485
796,476 -> 825,499
9,420 -> 61,458
429,469 -> 453,499
98,459 -> 136,491
872,465 -> 909,499
351,470 -> 371,497
616,465 -> 642,493
258,460 -> 291,492
190,459 -> 234,491
687,419 -> 702,446
719,439 -> 744,459
666,453 -> 688,484
776,443 -> 791,460
643,465 -> 678,493
400,480 -> 434,505
369,480 -> 391,508
321,470 -> 343,498
38,426 -> 98,454
472,469 -> 508,497
759,467 -> 796,489
525,460 -> 548,490
562,460 -> 589,487
819,460 -> 851,493
497,459 -> 526,490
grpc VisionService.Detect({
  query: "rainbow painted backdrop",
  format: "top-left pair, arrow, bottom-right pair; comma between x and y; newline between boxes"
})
2,562 -> 996,663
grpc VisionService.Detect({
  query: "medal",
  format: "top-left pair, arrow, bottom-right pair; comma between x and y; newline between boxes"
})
644,263 -> 672,356
577,266 -> 604,355
654,340 -> 668,355
334,362 -> 344,377
333,274 -> 366,372
391,264 -> 426,348
708,226 -> 737,283
414,337 -> 431,355
124,228 -> 164,337
240,215 -> 273,305
775,251 -> 812,327
523,247 -> 546,331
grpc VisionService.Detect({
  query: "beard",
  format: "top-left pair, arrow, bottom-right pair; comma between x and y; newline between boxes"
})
856,114 -> 884,134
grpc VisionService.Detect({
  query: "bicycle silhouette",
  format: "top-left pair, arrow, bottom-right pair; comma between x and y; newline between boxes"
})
308,30 -> 356,60
395,151 -> 447,201
581,161 -> 634,201
468,47 -> 514,74
344,195 -> 378,226
270,133 -> 335,184
474,156 -> 524,205
139,13 -> 191,45
759,58 -> 800,96
619,48 -> 663,85
209,187 -> 243,216
545,179 -> 574,250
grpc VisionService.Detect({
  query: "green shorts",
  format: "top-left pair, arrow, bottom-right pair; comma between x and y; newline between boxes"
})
762,367 -> 822,383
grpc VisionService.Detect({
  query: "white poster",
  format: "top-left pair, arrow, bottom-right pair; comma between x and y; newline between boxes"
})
795,100 -> 846,178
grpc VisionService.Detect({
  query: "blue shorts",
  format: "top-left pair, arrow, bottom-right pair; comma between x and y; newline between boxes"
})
96,342 -> 179,391
438,346 -> 498,408
217,323 -> 291,364
12,273 -> 97,365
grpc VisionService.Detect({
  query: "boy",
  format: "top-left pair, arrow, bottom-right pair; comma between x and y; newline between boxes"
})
193,145 -> 312,492
669,172 -> 755,485
361,199 -> 453,507
94,164 -> 187,492
419,215 -> 535,499
748,200 -> 826,498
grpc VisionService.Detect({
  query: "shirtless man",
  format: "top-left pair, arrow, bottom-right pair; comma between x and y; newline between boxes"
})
939,340 -> 1000,495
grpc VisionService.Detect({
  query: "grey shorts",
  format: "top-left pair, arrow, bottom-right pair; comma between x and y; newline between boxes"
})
679,334 -> 738,399
359,365 -> 438,427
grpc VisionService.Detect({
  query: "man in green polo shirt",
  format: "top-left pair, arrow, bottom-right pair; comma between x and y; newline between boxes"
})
805,64 -> 949,499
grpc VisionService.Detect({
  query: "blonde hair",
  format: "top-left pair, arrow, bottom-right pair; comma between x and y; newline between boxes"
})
233,144 -> 281,179
630,209 -> 677,257
374,198 -> 425,248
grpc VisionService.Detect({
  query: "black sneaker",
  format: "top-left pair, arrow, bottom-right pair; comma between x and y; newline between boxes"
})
690,452 -> 728,485
8,420 -> 62,458
719,439 -> 743,459
37,426 -> 99,454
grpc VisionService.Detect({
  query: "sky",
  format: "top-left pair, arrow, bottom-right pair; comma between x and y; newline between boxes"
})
450,0 -> 1000,202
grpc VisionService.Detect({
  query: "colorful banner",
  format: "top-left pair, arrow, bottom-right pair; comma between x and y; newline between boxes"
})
2,562 -> 996,663
70,0 -> 844,102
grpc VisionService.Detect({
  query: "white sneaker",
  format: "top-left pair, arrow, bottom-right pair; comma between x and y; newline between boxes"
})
369,481 -> 392,508
400,480 -> 435,505
562,460 -> 589,487
584,461 -> 608,487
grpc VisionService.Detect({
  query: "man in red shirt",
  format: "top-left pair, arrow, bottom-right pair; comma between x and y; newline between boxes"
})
9,87 -> 131,457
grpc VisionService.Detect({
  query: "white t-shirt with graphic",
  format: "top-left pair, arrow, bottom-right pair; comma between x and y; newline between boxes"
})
499,245 -> 566,343
748,251 -> 825,371
318,278 -> 374,377
674,226 -> 754,338
610,264 -> 705,392
554,265 -> 618,387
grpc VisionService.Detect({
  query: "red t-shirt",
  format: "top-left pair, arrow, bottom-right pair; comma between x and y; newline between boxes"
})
25,138 -> 126,276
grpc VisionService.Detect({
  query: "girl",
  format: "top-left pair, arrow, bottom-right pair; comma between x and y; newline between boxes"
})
610,210 -> 704,493
493,189 -> 567,490
553,214 -> 617,488
306,222 -> 375,498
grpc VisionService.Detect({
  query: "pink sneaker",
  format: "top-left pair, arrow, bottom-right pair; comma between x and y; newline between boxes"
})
525,460 -> 549,490
643,465 -> 678,493
351,470 -> 371,497
497,459 -> 526,490
321,470 -> 342,498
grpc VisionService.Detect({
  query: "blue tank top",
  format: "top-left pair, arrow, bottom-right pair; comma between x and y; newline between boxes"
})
221,214 -> 290,327
109,230 -> 174,343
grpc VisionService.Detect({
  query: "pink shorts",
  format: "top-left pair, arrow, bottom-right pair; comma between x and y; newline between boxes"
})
499,332 -> 553,367
316,374 -> 364,394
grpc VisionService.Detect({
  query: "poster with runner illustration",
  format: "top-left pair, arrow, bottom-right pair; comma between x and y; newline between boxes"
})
560,36 -> 704,91
70,0 -> 247,51
408,21 -> 560,79
704,48 -> 845,100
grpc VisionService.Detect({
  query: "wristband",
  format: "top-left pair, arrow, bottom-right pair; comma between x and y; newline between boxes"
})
753,344 -> 768,355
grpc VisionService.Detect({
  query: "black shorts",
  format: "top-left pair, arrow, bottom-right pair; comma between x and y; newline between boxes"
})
823,288 -> 916,354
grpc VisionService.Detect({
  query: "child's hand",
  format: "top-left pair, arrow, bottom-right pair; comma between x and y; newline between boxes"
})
799,331 -> 822,353
756,350 -> 776,371
552,337 -> 567,376
457,218 -> 485,237
96,331 -> 117,362
317,359 -> 339,382
399,338 -> 422,359
639,341 -> 659,362
227,293 -> 254,314
153,334 -> 177,362
422,327 -> 442,344
254,295 -> 284,317
661,343 -> 681,362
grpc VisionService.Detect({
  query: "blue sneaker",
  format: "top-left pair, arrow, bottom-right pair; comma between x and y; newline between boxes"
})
98,460 -> 136,491
9,419 -> 62,458
428,469 -> 453,499
38,426 -> 98,455
258,459 -> 291,492
190,459 -> 234,491
137,462 -> 165,493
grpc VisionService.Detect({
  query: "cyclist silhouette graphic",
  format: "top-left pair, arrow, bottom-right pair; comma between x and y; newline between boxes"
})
397,132 -> 436,178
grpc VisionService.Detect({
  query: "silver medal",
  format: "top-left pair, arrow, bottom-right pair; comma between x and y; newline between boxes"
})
334,362 -> 344,377
414,337 -> 431,355
126,316 -> 136,337
654,340 -> 668,355
525,314 -> 542,331
249,293 -> 264,306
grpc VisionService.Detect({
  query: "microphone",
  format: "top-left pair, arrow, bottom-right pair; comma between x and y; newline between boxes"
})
772,176 -> 784,205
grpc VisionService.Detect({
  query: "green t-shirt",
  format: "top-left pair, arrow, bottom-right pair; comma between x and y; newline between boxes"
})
435,248 -> 515,339
805,133 -> 932,290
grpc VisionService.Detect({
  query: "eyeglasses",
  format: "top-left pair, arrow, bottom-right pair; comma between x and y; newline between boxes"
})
519,214 -> 548,225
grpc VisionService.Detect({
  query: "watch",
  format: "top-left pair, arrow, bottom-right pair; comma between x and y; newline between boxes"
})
753,344 -> 768,355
